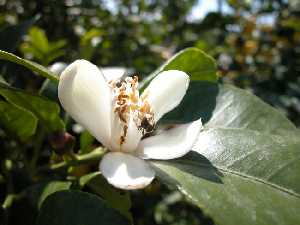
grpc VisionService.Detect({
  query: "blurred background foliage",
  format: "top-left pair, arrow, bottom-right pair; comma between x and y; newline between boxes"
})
1,0 -> 299,124
0,0 -> 299,224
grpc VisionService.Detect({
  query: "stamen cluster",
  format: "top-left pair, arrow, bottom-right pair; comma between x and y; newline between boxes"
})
109,76 -> 155,142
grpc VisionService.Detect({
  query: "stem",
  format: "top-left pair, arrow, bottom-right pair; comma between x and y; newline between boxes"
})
30,128 -> 46,173
2,194 -> 14,209
2,161 -> 14,224
2,192 -> 25,209
38,147 -> 106,172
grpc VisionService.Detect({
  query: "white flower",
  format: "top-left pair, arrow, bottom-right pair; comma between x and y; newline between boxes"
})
49,62 -> 67,75
58,60 -> 203,190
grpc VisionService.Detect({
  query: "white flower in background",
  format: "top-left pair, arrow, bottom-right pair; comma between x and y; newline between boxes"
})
58,60 -> 203,190
49,61 -> 131,81
49,62 -> 68,75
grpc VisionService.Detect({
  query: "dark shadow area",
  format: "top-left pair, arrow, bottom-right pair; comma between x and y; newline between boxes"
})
131,181 -> 215,225
151,151 -> 223,185
0,206 -> 6,225
162,81 -> 219,124
0,17 -> 37,52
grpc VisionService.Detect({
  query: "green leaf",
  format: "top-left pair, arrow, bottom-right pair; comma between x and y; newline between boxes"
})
80,28 -> 103,46
0,100 -> 37,139
49,39 -> 67,52
0,50 -> 59,83
195,128 -> 300,193
140,48 -> 217,90
153,82 -> 300,225
79,130 -> 95,153
44,50 -> 65,66
164,82 -> 299,136
79,172 -> 132,220
153,153 -> 300,225
26,181 -> 72,209
37,190 -> 130,225
20,45 -> 45,61
20,27 -> 67,65
28,26 -> 50,53
0,83 -> 64,132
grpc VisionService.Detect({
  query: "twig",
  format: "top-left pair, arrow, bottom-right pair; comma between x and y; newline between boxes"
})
38,147 -> 106,172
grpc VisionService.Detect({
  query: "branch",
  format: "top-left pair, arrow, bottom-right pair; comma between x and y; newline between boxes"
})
38,147 -> 106,172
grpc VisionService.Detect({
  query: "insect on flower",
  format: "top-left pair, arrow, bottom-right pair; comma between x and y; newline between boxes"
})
58,60 -> 203,190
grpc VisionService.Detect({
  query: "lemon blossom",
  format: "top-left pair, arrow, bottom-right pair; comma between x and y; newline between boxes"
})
58,60 -> 203,190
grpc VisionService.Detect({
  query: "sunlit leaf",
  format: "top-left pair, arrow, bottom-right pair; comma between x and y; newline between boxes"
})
27,26 -> 49,53
164,82 -> 299,136
20,26 -> 67,65
140,47 -> 217,90
0,50 -> 59,83
153,152 -> 300,225
153,82 -> 300,225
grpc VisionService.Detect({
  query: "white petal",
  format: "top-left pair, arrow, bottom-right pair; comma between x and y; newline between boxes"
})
49,62 -> 67,75
100,67 -> 128,82
58,60 -> 112,148
110,112 -> 142,152
99,152 -> 155,190
110,114 -> 125,151
120,113 -> 143,152
142,70 -> 189,122
136,119 -> 203,160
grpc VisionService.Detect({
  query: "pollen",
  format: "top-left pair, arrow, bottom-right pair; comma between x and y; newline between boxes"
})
110,75 -> 155,143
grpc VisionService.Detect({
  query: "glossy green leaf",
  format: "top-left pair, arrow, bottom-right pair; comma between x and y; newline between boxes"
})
26,181 -> 72,209
0,50 -> 59,83
37,190 -> 130,225
80,172 -> 132,220
140,48 -> 217,90
152,152 -> 300,225
152,82 -> 300,225
194,128 -> 300,193
0,100 -> 37,139
0,83 -> 64,132
164,82 -> 299,136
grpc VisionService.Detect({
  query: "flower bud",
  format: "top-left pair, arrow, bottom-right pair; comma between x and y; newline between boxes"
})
49,132 -> 75,155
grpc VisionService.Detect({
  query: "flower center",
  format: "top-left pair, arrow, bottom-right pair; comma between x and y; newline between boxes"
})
109,76 -> 155,146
